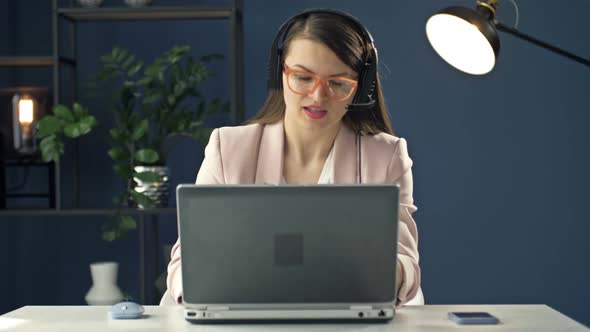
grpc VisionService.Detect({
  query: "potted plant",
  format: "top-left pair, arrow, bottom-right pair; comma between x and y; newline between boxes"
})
94,45 -> 228,241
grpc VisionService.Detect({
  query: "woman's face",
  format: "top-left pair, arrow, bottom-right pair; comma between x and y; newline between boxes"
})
282,38 -> 358,134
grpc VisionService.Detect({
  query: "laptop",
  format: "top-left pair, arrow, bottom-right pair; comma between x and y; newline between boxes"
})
176,184 -> 400,323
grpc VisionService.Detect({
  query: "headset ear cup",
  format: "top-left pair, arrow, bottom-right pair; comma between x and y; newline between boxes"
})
275,49 -> 283,90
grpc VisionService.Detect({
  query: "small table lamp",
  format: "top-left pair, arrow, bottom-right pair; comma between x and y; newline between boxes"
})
0,87 -> 49,158
12,94 -> 37,154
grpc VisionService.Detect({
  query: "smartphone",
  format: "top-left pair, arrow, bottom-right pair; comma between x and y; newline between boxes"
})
448,312 -> 499,325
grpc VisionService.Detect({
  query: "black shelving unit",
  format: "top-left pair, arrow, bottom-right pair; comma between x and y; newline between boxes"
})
1,0 -> 245,305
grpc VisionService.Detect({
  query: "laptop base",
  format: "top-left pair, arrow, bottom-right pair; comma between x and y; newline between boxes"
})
184,308 -> 394,323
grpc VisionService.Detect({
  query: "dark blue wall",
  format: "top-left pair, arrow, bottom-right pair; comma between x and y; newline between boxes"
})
1,0 -> 588,326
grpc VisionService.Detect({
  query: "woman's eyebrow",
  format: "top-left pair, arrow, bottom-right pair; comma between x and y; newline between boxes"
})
293,64 -> 350,77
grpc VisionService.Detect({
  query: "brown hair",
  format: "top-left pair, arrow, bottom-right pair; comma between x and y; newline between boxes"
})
247,11 -> 394,136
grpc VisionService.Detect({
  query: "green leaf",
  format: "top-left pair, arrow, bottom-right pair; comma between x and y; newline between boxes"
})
128,60 -> 143,76
119,215 -> 137,231
131,119 -> 149,141
112,193 -> 127,205
99,53 -> 114,63
110,128 -> 128,142
102,231 -> 117,242
115,48 -> 128,62
39,135 -> 64,162
113,163 -> 133,178
167,95 -> 176,107
122,54 -> 136,69
128,112 -> 141,127
208,98 -> 221,114
188,120 -> 204,130
173,81 -> 187,98
134,149 -> 159,164
72,103 -> 86,120
129,191 -> 154,208
143,93 -> 162,105
63,123 -> 82,138
36,115 -> 62,138
120,86 -> 135,110
53,104 -> 74,123
108,147 -> 130,161
133,171 -> 162,183
136,77 -> 152,86
78,115 -> 97,135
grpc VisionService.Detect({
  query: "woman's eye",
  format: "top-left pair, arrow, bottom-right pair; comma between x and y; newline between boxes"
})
296,75 -> 313,82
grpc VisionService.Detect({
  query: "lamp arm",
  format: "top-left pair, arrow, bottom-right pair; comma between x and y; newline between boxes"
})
495,22 -> 590,67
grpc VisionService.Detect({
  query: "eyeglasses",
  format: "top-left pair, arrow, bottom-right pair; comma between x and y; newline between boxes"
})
283,64 -> 358,102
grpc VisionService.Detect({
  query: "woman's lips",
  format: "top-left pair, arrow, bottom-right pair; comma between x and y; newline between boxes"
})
303,106 -> 327,120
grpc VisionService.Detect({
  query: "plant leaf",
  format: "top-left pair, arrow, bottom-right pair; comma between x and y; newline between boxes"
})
72,103 -> 86,120
134,149 -> 159,164
110,128 -> 128,142
113,163 -> 133,178
119,215 -> 137,231
36,115 -> 62,138
53,104 -> 74,123
208,98 -> 221,114
78,115 -> 97,135
39,135 -> 64,162
112,193 -> 127,205
108,147 -> 130,161
122,54 -> 136,69
127,60 -> 143,76
131,119 -> 149,141
63,123 -> 82,138
102,231 -> 116,242
129,190 -> 154,208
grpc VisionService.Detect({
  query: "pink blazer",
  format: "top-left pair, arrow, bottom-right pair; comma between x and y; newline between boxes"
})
167,119 -> 420,305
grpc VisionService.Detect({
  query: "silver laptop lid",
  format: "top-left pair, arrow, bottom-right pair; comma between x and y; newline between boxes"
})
177,185 -> 400,306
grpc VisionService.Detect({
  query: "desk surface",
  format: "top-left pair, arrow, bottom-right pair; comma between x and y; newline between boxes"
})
0,304 -> 587,331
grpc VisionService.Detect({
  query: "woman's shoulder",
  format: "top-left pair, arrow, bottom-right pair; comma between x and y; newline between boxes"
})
362,131 -> 413,175
363,131 -> 409,156
209,122 -> 265,149
216,122 -> 264,139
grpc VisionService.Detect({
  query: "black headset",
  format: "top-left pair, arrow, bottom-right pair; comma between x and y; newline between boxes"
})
267,8 -> 379,113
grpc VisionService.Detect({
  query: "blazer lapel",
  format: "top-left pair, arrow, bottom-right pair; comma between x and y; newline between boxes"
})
254,120 -> 284,185
332,123 -> 359,184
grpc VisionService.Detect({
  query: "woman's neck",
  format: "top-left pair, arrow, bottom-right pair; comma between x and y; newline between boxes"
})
283,119 -> 341,166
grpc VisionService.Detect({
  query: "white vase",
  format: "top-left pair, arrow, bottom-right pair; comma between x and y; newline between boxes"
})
85,262 -> 124,305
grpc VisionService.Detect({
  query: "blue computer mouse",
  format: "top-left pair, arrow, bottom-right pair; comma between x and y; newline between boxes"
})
110,301 -> 145,319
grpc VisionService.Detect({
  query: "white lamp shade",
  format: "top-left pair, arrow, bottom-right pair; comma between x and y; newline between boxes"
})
426,13 -> 497,75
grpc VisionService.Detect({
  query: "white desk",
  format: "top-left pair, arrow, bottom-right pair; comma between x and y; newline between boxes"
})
0,305 -> 587,331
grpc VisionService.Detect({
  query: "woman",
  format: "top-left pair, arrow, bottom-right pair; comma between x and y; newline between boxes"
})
167,9 -> 420,305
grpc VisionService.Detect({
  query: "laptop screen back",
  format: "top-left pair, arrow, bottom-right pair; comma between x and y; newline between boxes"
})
178,185 -> 399,305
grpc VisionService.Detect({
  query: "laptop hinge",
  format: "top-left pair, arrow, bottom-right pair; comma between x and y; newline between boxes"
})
350,305 -> 373,310
206,306 -> 229,311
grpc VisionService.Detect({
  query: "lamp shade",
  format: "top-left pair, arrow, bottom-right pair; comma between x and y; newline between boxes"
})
426,6 -> 500,75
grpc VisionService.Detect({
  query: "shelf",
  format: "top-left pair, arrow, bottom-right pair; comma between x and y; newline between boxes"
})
0,56 -> 76,67
0,208 -> 176,217
57,6 -> 233,22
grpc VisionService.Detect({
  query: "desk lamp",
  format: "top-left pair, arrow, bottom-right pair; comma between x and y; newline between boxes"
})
425,0 -> 590,74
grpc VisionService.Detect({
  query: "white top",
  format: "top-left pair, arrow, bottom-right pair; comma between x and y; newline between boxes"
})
1,305 -> 586,331
281,147 -> 335,184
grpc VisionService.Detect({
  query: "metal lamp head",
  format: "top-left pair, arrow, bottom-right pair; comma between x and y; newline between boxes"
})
426,1 -> 501,75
